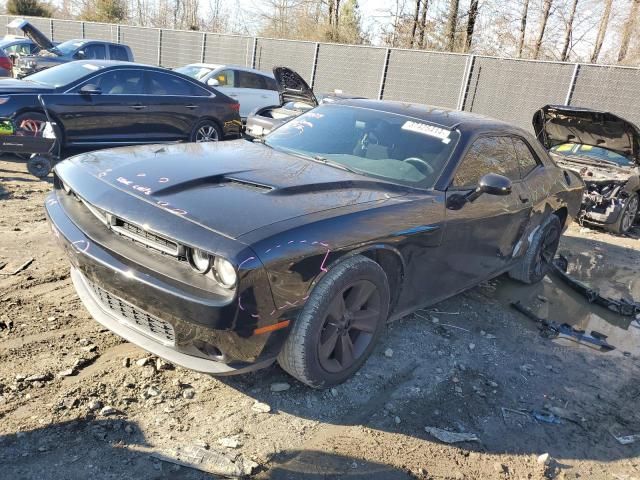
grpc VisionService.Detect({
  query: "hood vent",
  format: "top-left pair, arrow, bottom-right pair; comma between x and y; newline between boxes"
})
223,177 -> 273,192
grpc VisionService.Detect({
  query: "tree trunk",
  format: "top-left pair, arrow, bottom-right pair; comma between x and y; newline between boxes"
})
465,0 -> 479,52
409,0 -> 421,48
517,0 -> 529,58
533,0 -> 552,59
418,0 -> 429,48
445,0 -> 460,51
617,0 -> 640,63
335,0 -> 340,28
591,0 -> 612,63
560,0 -> 578,61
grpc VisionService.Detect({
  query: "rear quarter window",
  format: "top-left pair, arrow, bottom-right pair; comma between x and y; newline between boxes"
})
109,45 -> 130,61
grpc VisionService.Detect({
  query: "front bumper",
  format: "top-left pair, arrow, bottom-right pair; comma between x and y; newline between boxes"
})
45,191 -> 285,375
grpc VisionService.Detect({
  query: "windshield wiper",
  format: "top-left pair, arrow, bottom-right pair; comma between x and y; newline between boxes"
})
310,155 -> 360,174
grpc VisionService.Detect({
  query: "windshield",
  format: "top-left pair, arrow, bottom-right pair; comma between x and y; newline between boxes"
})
265,104 -> 459,188
24,61 -> 106,88
551,143 -> 633,167
45,39 -> 84,56
175,65 -> 213,80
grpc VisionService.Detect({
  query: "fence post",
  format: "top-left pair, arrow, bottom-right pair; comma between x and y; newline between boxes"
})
250,37 -> 258,68
116,24 -> 121,44
378,48 -> 391,100
157,29 -> 162,66
310,42 -> 320,89
201,32 -> 206,63
81,21 -> 85,39
457,54 -> 475,111
49,18 -> 54,41
565,63 -> 580,105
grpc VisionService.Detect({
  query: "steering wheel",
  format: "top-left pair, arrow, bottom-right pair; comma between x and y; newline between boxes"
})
403,157 -> 434,175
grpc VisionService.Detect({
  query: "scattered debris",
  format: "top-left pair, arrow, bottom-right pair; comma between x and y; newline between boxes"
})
182,389 -> 195,399
151,445 -> 258,477
424,427 -> 479,443
611,432 -> 640,445
270,382 -> 291,393
87,400 -> 103,411
0,258 -> 34,276
537,453 -> 551,465
218,437 -> 243,449
552,256 -> 640,317
440,323 -> 471,333
532,411 -> 561,425
384,348 -> 394,358
251,401 -> 271,413
511,301 -> 615,351
57,368 -> 75,378
25,373 -> 51,383
100,405 -> 117,416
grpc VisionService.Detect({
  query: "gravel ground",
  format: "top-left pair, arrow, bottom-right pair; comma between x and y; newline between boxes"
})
2,154 -> 640,480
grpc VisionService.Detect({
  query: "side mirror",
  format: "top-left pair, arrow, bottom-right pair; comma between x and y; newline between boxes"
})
74,50 -> 86,59
79,84 -> 101,95
447,173 -> 512,210
207,78 -> 220,87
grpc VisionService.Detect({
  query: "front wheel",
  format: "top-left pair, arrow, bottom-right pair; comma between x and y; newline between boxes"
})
609,193 -> 638,235
509,214 -> 562,284
277,255 -> 390,388
190,120 -> 222,143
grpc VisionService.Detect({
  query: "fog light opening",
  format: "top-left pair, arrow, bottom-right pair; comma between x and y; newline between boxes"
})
195,341 -> 225,362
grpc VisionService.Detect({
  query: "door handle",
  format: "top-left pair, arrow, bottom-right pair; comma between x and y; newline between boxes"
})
129,104 -> 146,110
185,104 -> 198,109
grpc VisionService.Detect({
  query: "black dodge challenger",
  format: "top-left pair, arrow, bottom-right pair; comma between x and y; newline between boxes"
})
45,100 -> 584,387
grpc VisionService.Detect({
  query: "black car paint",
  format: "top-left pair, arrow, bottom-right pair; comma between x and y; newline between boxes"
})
0,61 -> 241,148
45,100 -> 584,374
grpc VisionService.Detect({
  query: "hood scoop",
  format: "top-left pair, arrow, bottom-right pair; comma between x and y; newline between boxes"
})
152,173 -> 273,197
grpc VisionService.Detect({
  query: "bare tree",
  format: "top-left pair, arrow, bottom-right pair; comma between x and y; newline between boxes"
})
517,0 -> 529,58
590,0 -> 612,63
618,0 -> 640,63
409,0 -> 420,47
445,0 -> 460,51
418,0 -> 428,48
560,0 -> 578,61
465,0 -> 479,52
533,0 -> 552,59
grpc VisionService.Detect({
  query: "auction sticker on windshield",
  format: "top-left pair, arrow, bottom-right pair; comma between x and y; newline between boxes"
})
402,121 -> 452,144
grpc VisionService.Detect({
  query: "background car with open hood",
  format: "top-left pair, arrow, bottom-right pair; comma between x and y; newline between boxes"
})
534,105 -> 640,234
174,64 -> 280,120
0,60 -> 241,152
8,18 -> 133,78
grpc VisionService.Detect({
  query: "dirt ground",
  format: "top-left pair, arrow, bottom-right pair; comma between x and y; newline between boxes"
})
1,153 -> 640,480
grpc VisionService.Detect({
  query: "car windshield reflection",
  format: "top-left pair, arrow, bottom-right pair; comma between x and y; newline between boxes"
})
265,104 -> 459,188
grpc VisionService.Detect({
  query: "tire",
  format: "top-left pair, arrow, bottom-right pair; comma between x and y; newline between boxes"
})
190,119 -> 222,143
508,214 -> 562,284
277,255 -> 390,388
27,155 -> 52,178
609,193 -> 638,235
14,112 -> 62,159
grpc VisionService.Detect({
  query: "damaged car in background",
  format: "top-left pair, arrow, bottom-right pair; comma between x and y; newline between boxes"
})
46,100 -> 583,388
245,66 -> 364,138
535,105 -> 640,234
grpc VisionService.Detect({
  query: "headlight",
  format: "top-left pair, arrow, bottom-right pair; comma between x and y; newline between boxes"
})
188,248 -> 212,273
213,257 -> 237,288
0,97 -> 9,105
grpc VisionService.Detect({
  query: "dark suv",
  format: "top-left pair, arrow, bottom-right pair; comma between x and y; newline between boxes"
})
8,19 -> 133,77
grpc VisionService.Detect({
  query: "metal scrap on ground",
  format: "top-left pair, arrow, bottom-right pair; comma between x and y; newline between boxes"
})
0,257 -> 33,276
424,427 -> 479,443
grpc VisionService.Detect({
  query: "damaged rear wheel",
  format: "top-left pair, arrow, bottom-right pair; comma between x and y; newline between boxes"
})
609,193 -> 638,235
509,214 -> 561,284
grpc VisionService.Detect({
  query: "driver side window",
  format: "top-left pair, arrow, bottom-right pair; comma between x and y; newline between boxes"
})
453,136 -> 520,188
212,69 -> 234,87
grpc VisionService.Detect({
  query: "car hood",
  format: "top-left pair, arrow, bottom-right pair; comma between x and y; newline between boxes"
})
58,140 -> 407,239
7,19 -> 54,51
273,66 -> 317,107
17,55 -> 66,67
533,105 -> 640,164
0,78 -> 54,93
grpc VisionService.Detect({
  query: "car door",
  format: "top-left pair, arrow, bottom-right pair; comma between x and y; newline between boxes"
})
438,135 -> 533,292
142,70 -> 211,141
45,68 -> 146,145
235,70 -> 280,118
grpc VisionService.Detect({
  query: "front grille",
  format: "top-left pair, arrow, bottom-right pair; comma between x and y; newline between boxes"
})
112,219 -> 180,256
87,280 -> 175,346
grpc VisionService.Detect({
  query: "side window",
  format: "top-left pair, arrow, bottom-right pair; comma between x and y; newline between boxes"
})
265,76 -> 278,91
453,136 -> 520,188
109,45 -> 129,61
237,71 -> 269,89
512,137 -> 540,177
79,70 -> 143,95
146,72 -> 195,96
82,44 -> 107,60
212,69 -> 234,87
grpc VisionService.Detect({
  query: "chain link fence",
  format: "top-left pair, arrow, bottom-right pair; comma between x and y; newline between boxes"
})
2,14 -> 639,131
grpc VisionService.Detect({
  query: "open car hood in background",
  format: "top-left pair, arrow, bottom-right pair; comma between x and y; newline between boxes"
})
273,66 -> 317,107
533,105 -> 640,163
7,18 -> 54,51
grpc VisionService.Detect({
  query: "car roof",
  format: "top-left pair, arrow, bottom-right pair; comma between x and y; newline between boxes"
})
184,63 -> 275,77
60,39 -> 123,45
336,99 -> 524,134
